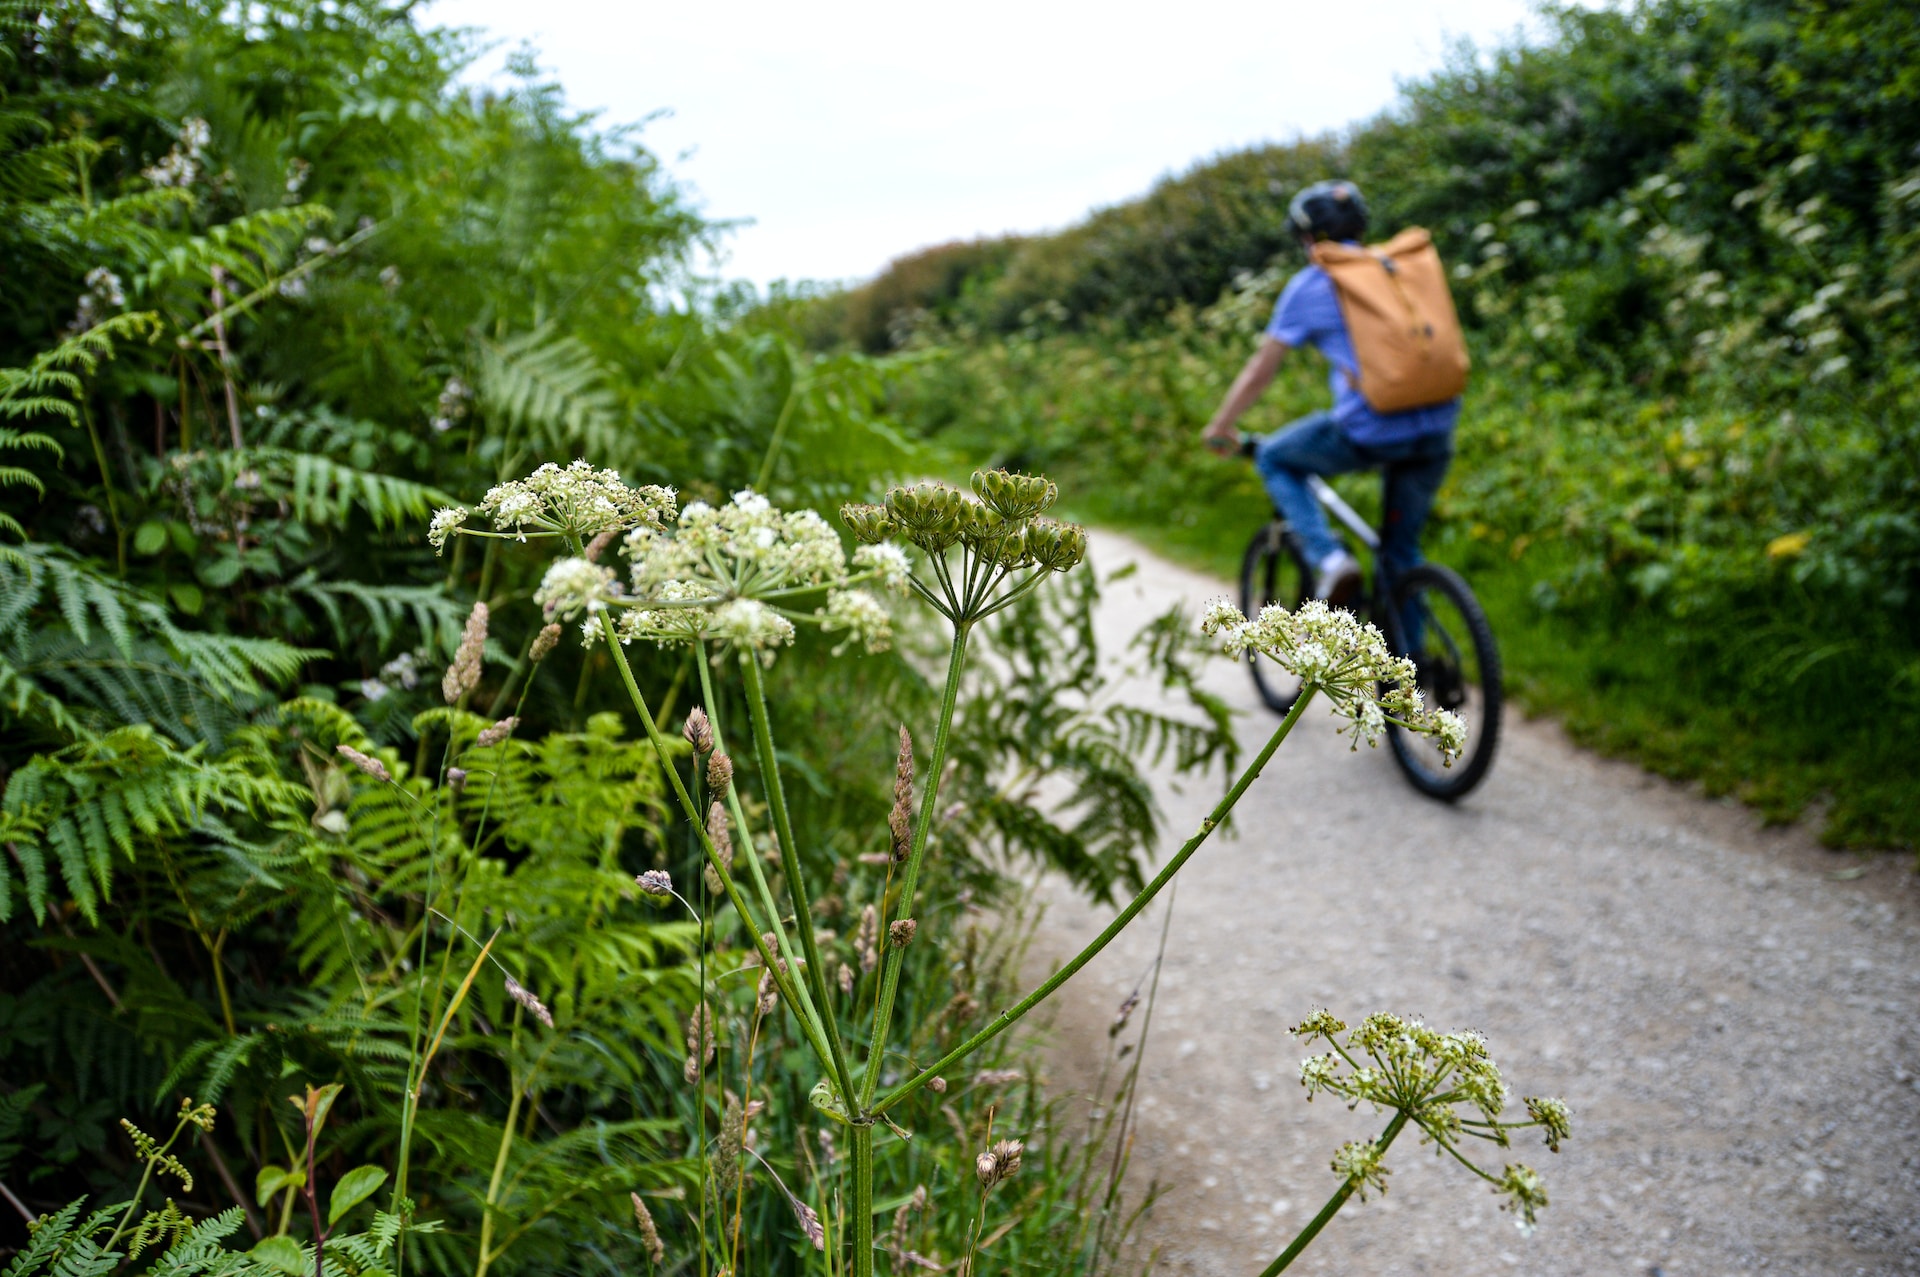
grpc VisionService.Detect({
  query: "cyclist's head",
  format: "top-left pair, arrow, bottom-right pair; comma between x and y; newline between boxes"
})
1288,180 -> 1369,245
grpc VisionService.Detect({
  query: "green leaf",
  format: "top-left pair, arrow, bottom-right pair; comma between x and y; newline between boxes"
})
169,582 -> 204,615
328,1164 -> 388,1227
250,1235 -> 309,1274
133,521 -> 167,555
255,1163 -> 302,1207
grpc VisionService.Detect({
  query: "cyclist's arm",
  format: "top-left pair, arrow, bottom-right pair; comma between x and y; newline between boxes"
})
1201,337 -> 1288,450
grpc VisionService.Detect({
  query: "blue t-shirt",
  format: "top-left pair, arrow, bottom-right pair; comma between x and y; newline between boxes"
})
1265,260 -> 1460,447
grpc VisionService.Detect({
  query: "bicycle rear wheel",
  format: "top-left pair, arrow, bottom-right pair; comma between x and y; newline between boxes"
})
1383,562 -> 1502,800
1240,521 -> 1312,715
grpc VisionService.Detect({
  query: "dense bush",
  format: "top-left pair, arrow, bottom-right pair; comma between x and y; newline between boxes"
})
862,0 -> 1920,847
0,3 -> 1234,1272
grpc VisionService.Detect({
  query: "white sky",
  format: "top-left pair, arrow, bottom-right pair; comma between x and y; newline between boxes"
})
424,0 -> 1570,289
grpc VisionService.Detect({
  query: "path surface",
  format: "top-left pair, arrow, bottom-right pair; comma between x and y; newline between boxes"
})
1022,529 -> 1920,1277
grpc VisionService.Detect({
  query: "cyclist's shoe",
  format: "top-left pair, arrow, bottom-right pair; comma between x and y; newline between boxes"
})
1312,550 -> 1362,606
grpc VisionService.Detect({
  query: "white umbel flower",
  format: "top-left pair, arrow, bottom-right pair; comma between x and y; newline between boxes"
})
534,557 -> 618,622
819,588 -> 893,654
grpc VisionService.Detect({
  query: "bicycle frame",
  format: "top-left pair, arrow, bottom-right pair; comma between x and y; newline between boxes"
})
1305,474 -> 1380,554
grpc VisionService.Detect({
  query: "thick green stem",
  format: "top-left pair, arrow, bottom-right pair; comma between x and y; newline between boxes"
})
861,623 -> 971,1107
849,1122 -> 875,1277
873,688 -> 1315,1116
1257,1110 -> 1410,1276
596,614 -> 836,1072
739,654 -> 861,1110
697,649 -> 832,1058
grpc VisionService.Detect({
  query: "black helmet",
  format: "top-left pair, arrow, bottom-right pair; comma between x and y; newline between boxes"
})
1288,180 -> 1369,242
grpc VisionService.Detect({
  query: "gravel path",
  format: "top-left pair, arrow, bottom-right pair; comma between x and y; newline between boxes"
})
1023,529 -> 1920,1277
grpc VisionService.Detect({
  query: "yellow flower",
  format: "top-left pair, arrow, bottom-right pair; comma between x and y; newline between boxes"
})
1766,531 -> 1811,560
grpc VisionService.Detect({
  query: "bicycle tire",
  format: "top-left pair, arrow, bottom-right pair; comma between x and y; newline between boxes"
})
1382,562 -> 1502,801
1239,521 -> 1312,715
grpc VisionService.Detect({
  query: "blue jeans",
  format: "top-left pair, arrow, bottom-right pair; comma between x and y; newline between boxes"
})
1252,410 -> 1454,586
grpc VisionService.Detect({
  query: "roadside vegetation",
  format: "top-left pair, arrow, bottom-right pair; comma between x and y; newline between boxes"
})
830,0 -> 1920,850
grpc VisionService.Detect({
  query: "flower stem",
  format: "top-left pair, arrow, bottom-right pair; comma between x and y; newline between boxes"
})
849,1121 -> 875,1277
596,614 -> 836,1074
1256,1110 -> 1410,1276
740,653 -> 861,1109
872,687 -> 1316,1117
862,622 -> 972,1108
696,645 -> 832,1055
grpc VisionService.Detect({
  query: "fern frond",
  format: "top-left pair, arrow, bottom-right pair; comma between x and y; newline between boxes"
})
475,325 -> 623,455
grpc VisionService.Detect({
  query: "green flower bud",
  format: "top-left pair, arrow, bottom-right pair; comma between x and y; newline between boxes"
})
885,483 -> 968,553
1027,517 -> 1088,572
971,469 -> 1058,520
839,502 -> 897,545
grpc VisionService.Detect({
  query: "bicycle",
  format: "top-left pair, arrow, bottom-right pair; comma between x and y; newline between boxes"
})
1236,454 -> 1502,801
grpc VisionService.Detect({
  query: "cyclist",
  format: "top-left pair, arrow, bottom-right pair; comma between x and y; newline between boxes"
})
1199,179 -> 1459,605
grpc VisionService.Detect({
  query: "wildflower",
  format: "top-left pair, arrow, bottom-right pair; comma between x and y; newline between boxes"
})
1199,599 -> 1464,764
853,542 -> 912,593
756,968 -> 779,1016
458,460 -> 675,546
972,1069 -> 1022,1088
927,1076 -> 947,1094
819,587 -> 893,654
683,707 -> 714,754
335,744 -> 390,783
1299,1053 -> 1340,1099
1525,1096 -> 1572,1152
534,557 -> 618,622
1291,1009 -> 1348,1040
971,469 -> 1057,520
447,766 -> 468,793
379,265 -> 403,291
443,602 -> 488,703
476,717 -> 518,749
1495,1164 -> 1548,1234
636,869 -> 673,899
889,918 -> 916,948
504,976 -> 554,1029
428,507 -> 467,552
630,1192 -> 665,1265
707,751 -> 733,794
837,961 -> 854,995
529,623 -> 562,662
1331,1139 -> 1390,1200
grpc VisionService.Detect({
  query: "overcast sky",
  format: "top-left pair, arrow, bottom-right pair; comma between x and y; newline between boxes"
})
424,0 -> 1572,289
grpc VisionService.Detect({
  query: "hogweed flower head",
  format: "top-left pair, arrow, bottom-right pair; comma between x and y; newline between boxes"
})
1330,1139 -> 1390,1200
851,469 -> 1085,625
1291,1007 -> 1568,1239
1201,598 -> 1466,762
609,487 -> 903,660
1496,1163 -> 1549,1235
535,557 -> 618,623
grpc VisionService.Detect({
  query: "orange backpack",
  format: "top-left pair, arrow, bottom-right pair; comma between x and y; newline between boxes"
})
1310,228 -> 1470,414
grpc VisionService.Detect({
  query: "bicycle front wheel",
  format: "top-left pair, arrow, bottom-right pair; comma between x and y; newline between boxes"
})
1240,521 -> 1312,715
1384,563 -> 1502,801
